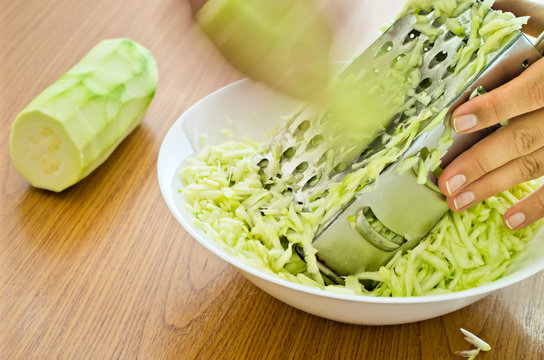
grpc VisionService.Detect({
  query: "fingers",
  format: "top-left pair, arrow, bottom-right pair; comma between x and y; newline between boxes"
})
504,185 -> 544,229
451,56 -> 544,133
439,108 -> 544,197
443,146 -> 544,212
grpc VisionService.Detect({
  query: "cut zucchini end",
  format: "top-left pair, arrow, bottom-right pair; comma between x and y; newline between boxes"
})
10,111 -> 82,192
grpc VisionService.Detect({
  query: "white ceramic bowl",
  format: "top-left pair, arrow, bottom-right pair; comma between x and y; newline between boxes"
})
157,79 -> 544,325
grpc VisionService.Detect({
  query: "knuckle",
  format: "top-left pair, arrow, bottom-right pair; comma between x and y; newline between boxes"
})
485,178 -> 503,197
511,128 -> 537,154
518,155 -> 541,179
471,156 -> 491,175
527,77 -> 544,111
536,193 -> 544,212
481,94 -> 502,124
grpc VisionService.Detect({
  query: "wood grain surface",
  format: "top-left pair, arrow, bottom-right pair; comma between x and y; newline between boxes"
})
1,0 -> 543,359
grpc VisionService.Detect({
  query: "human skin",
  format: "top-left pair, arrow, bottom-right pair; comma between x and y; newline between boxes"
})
438,0 -> 544,230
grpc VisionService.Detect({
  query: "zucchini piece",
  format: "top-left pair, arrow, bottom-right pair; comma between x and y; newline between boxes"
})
9,38 -> 157,191
196,0 -> 331,99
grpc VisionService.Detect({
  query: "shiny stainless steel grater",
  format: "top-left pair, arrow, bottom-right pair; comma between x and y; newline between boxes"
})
260,7 -> 544,282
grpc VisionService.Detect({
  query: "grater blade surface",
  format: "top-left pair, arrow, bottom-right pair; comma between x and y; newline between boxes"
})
259,9 -> 474,205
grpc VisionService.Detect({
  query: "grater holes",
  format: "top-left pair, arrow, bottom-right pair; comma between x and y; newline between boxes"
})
429,50 -> 448,68
386,113 -> 408,135
282,187 -> 293,196
376,41 -> 394,58
294,161 -> 308,172
431,18 -> 443,27
307,134 -> 324,150
317,151 -> 327,165
282,147 -> 296,160
444,30 -> 456,41
309,189 -> 328,202
416,78 -> 432,93
403,29 -> 421,45
423,40 -> 434,53
359,147 -> 376,161
317,149 -> 333,166
258,158 -> 269,168
304,173 -> 322,189
393,53 -> 406,64
442,64 -> 456,79
297,120 -> 310,132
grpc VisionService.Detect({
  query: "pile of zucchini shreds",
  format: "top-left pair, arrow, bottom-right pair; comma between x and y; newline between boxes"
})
180,0 -> 542,296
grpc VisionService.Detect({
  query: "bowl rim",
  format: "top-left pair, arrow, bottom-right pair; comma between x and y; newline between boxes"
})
158,78 -> 544,305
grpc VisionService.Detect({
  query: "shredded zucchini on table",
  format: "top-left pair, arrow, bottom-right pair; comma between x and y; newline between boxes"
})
179,0 -> 541,296
456,328 -> 492,359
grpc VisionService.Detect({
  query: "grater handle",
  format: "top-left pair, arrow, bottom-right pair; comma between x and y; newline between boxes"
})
535,31 -> 544,55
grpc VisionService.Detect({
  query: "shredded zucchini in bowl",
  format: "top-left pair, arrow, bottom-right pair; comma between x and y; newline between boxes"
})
178,0 -> 542,296
180,140 -> 541,296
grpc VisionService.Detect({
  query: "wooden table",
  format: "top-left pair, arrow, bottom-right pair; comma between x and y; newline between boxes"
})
1,0 -> 543,358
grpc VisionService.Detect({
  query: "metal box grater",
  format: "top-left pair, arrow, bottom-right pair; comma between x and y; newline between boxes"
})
259,5 -> 544,282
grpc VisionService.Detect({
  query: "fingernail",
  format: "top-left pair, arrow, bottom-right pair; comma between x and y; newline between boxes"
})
445,174 -> 466,195
453,192 -> 475,210
453,114 -> 477,132
505,212 -> 526,229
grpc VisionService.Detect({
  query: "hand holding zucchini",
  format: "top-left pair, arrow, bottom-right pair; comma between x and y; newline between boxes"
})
9,38 -> 158,192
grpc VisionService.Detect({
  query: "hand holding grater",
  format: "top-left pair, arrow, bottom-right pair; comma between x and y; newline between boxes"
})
259,4 -> 544,283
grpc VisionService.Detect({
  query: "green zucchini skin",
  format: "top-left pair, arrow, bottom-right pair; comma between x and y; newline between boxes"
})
10,38 -> 158,192
196,0 -> 331,100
